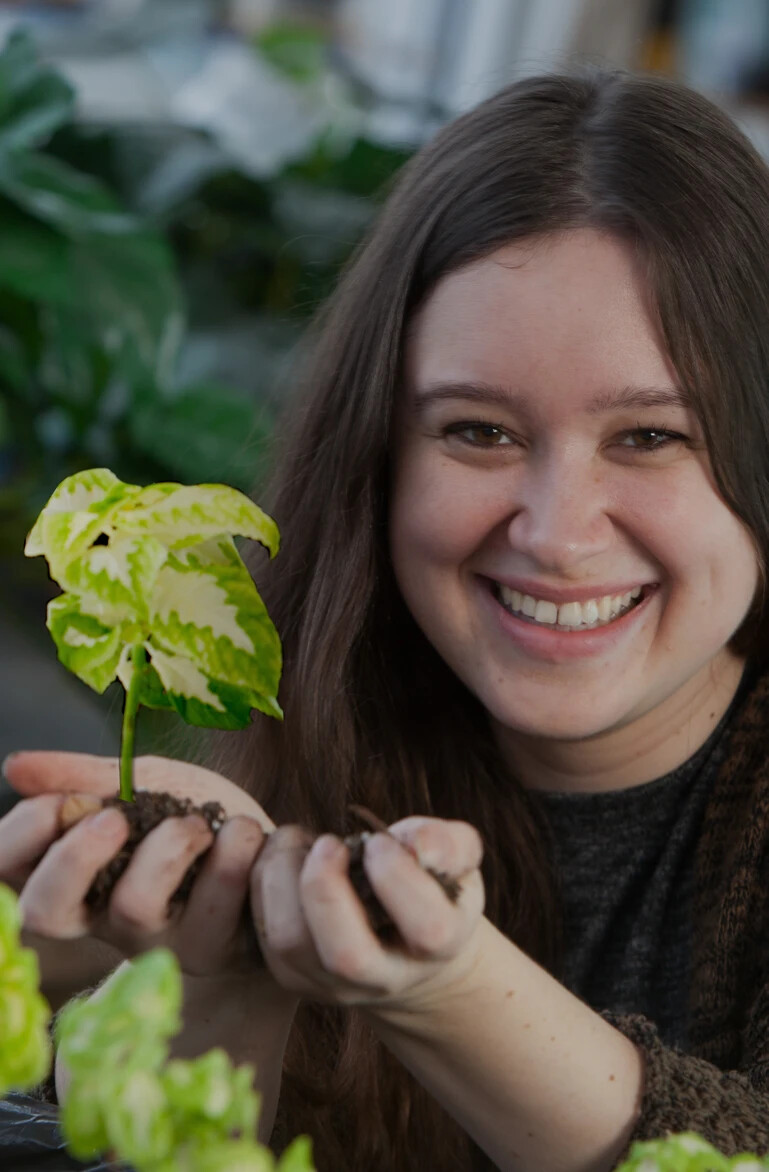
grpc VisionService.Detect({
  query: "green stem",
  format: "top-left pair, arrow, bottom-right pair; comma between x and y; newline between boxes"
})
120,643 -> 146,802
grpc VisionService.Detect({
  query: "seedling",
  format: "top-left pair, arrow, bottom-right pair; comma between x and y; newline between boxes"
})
25,467 -> 282,802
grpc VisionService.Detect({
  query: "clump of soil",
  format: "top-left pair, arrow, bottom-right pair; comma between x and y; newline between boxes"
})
59,794 -> 461,944
344,805 -> 461,944
59,791 -> 227,914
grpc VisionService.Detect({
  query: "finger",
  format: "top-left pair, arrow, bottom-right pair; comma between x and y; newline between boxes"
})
251,825 -> 321,979
0,794 -> 67,886
105,815 -> 214,944
2,752 -> 275,829
3,752 -> 120,798
386,817 -> 484,877
300,835 -> 389,990
363,832 -> 485,959
19,808 -> 130,938
178,816 -> 266,962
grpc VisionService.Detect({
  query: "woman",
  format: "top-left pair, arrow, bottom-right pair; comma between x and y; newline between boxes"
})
4,67 -> 769,1171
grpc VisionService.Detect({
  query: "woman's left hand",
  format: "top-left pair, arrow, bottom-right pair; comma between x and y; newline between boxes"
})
249,816 -> 485,1013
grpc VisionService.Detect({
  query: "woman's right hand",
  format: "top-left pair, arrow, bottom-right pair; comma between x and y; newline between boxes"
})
0,752 -> 276,980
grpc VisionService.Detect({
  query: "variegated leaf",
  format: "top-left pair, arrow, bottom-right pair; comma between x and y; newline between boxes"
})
25,469 -> 143,584
141,645 -> 253,729
60,536 -> 168,627
47,595 -> 123,693
148,548 -> 281,716
113,483 -> 279,557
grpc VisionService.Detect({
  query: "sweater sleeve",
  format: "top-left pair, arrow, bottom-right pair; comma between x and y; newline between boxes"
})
600,1006 -> 769,1166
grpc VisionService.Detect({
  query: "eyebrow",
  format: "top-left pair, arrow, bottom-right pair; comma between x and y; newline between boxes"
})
411,381 -> 694,416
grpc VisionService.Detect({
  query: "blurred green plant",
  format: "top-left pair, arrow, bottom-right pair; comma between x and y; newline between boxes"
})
0,30 -> 276,589
0,22 -> 412,615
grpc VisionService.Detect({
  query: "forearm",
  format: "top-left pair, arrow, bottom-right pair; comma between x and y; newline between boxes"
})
368,918 -> 644,1172
171,971 -> 299,1144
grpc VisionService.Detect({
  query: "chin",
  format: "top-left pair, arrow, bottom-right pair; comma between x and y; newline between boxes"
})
487,695 -> 628,743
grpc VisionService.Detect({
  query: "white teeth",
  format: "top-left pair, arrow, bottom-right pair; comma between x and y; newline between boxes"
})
534,599 -> 558,624
497,584 -> 647,629
582,599 -> 599,624
557,601 -> 582,627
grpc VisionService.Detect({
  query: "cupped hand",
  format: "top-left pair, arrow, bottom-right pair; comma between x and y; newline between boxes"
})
0,752 -> 275,979
250,815 -> 485,1014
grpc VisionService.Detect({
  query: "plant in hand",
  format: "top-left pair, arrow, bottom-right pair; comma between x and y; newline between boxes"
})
22,467 -> 458,928
24,465 -> 282,905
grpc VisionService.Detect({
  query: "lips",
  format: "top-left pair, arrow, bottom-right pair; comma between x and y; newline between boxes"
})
479,577 -> 659,662
484,576 -> 657,606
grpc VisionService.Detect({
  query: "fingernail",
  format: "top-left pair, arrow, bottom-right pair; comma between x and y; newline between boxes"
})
1,752 -> 21,782
89,808 -> 125,834
365,832 -> 400,859
185,814 -> 213,838
312,834 -> 344,862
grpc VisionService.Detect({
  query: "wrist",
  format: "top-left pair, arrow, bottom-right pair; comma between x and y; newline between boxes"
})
365,915 -> 493,1028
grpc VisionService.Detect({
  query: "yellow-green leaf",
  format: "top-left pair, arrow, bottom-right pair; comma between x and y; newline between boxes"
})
60,535 -> 168,626
113,482 -> 279,556
47,594 -> 123,693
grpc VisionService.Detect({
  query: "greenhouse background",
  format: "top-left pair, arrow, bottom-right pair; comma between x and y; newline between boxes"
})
2,0 -> 769,781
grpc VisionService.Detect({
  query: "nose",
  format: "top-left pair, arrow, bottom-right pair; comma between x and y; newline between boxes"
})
506,450 -> 614,573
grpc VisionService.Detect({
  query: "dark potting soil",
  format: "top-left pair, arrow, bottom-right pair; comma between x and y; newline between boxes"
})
76,794 -> 461,944
84,790 -> 227,914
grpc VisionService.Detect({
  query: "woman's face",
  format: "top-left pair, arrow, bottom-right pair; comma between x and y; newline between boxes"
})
389,229 -> 759,766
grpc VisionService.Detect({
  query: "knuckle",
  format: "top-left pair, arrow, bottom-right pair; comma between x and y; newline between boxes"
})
46,828 -> 89,870
417,916 -> 455,955
324,946 -> 369,983
18,904 -> 54,936
163,816 -> 210,852
268,925 -> 309,963
109,893 -> 164,935
299,869 -> 336,905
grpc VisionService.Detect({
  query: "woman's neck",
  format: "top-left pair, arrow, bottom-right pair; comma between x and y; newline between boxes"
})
494,650 -> 747,795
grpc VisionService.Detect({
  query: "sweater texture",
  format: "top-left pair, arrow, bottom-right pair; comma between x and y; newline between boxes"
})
532,668 -> 749,1053
589,661 -> 769,1162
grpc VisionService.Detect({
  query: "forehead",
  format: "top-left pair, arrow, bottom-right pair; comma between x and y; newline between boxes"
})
404,229 -> 677,405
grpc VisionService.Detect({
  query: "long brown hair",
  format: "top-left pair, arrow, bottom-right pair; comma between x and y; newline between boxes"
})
208,68 -> 769,1169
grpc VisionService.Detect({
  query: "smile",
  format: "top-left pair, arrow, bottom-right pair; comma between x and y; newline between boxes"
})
492,582 -> 652,631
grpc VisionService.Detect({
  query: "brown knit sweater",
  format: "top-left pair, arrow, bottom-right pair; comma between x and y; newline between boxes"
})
600,662 -> 769,1164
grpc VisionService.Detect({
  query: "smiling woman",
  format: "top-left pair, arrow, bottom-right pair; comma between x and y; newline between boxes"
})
7,66 -> 769,1172
207,67 -> 769,1171
391,229 -> 757,779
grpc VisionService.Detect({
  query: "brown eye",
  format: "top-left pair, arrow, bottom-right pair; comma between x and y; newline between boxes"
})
445,422 -> 513,446
619,427 -> 686,452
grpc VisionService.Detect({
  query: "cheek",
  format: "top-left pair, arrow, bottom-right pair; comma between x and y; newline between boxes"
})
389,457 -> 498,578
624,476 -> 758,616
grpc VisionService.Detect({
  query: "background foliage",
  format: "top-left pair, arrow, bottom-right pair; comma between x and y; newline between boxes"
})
0,22 -> 411,620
